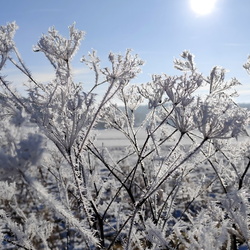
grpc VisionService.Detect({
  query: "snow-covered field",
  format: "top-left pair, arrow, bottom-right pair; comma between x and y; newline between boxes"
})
94,128 -> 250,147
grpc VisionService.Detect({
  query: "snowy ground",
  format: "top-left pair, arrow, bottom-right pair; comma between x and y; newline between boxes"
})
94,128 -> 250,148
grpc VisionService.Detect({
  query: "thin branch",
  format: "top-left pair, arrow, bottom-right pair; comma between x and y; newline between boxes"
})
239,158 -> 250,190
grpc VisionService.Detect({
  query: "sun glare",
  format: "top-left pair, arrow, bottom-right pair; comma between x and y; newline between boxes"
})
190,0 -> 217,15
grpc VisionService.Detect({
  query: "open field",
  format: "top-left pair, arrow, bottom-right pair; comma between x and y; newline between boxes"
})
94,127 -> 250,147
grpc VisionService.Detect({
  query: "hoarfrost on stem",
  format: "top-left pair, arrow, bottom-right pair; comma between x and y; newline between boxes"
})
0,22 -> 249,249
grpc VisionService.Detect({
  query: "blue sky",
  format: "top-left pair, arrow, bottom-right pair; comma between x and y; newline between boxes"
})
1,0 -> 250,102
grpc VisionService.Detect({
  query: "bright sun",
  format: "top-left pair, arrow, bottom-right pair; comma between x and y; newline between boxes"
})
190,0 -> 217,15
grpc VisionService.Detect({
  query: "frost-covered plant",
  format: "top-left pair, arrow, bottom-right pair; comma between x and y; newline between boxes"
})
0,22 -> 250,249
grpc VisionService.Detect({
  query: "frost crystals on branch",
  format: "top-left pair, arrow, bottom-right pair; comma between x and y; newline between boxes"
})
0,22 -> 249,250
